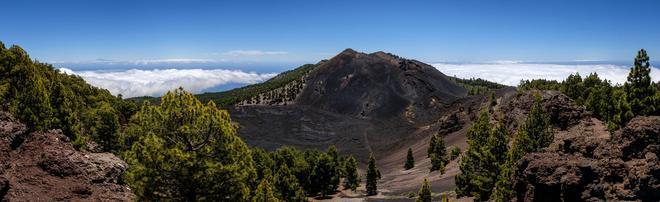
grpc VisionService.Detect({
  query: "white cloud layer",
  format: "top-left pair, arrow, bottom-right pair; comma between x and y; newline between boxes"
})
432,63 -> 660,86
50,58 -> 217,65
131,59 -> 216,65
58,63 -> 659,99
59,68 -> 277,98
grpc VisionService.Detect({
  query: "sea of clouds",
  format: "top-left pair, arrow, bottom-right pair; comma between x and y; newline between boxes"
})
432,62 -> 660,86
58,68 -> 277,98
59,62 -> 660,98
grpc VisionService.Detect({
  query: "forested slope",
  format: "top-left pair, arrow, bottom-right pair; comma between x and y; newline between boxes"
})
130,63 -> 319,107
0,42 -> 370,201
0,41 -> 136,151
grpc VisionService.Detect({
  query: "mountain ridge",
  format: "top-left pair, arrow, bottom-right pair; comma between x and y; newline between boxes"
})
129,49 -> 506,112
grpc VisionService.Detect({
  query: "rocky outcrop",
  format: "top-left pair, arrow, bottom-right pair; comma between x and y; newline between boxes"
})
0,112 -> 134,201
0,112 -> 27,156
501,90 -> 587,132
513,116 -> 660,202
436,112 -> 464,135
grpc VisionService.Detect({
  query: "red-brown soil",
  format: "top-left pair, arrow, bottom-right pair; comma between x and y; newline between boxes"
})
0,112 -> 134,201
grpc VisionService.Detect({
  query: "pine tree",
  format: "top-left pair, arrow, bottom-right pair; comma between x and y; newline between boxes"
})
50,81 -> 82,142
252,147 -> 276,182
87,102 -> 121,152
585,79 -> 612,121
582,72 -> 603,98
343,155 -> 360,191
270,147 -> 314,195
456,110 -> 511,199
491,158 -> 514,202
480,120 -> 509,201
8,63 -> 54,131
273,164 -> 306,202
301,150 -> 321,194
405,147 -> 415,170
326,146 -> 341,190
327,146 -> 339,162
450,147 -> 461,160
430,134 -> 447,172
427,134 -> 437,158
509,96 -> 553,161
456,110 -> 491,197
466,110 -> 491,149
562,73 -> 584,104
312,153 -> 338,197
625,49 -> 656,116
458,117 -> 509,201
254,179 -> 280,202
366,153 -> 380,196
583,73 -> 601,116
611,88 -> 633,130
430,154 -> 444,174
415,179 -> 432,202
492,97 -> 552,201
485,120 -> 509,168
123,88 -> 256,201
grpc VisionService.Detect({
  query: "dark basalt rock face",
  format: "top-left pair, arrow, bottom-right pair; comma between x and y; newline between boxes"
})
0,112 -> 134,201
513,116 -> 660,202
296,49 -> 467,121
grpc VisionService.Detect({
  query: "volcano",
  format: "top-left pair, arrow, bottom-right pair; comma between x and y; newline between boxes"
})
222,49 -> 482,196
295,48 -> 467,119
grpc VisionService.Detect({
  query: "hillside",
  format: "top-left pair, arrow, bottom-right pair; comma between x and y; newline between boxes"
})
227,48 -> 659,200
294,49 -> 466,119
129,62 -> 319,106
230,49 -> 473,153
0,42 -> 136,150
0,41 -> 136,200
197,63 -> 319,106
227,49 -> 505,198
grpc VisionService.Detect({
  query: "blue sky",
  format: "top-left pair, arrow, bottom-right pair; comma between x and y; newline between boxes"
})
2,0 -> 659,97
2,0 -> 659,66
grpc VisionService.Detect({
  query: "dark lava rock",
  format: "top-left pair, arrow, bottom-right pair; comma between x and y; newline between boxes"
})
297,49 -> 467,120
513,116 -> 660,202
437,112 -> 464,135
0,111 -> 134,201
0,111 -> 27,160
502,90 -> 587,131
